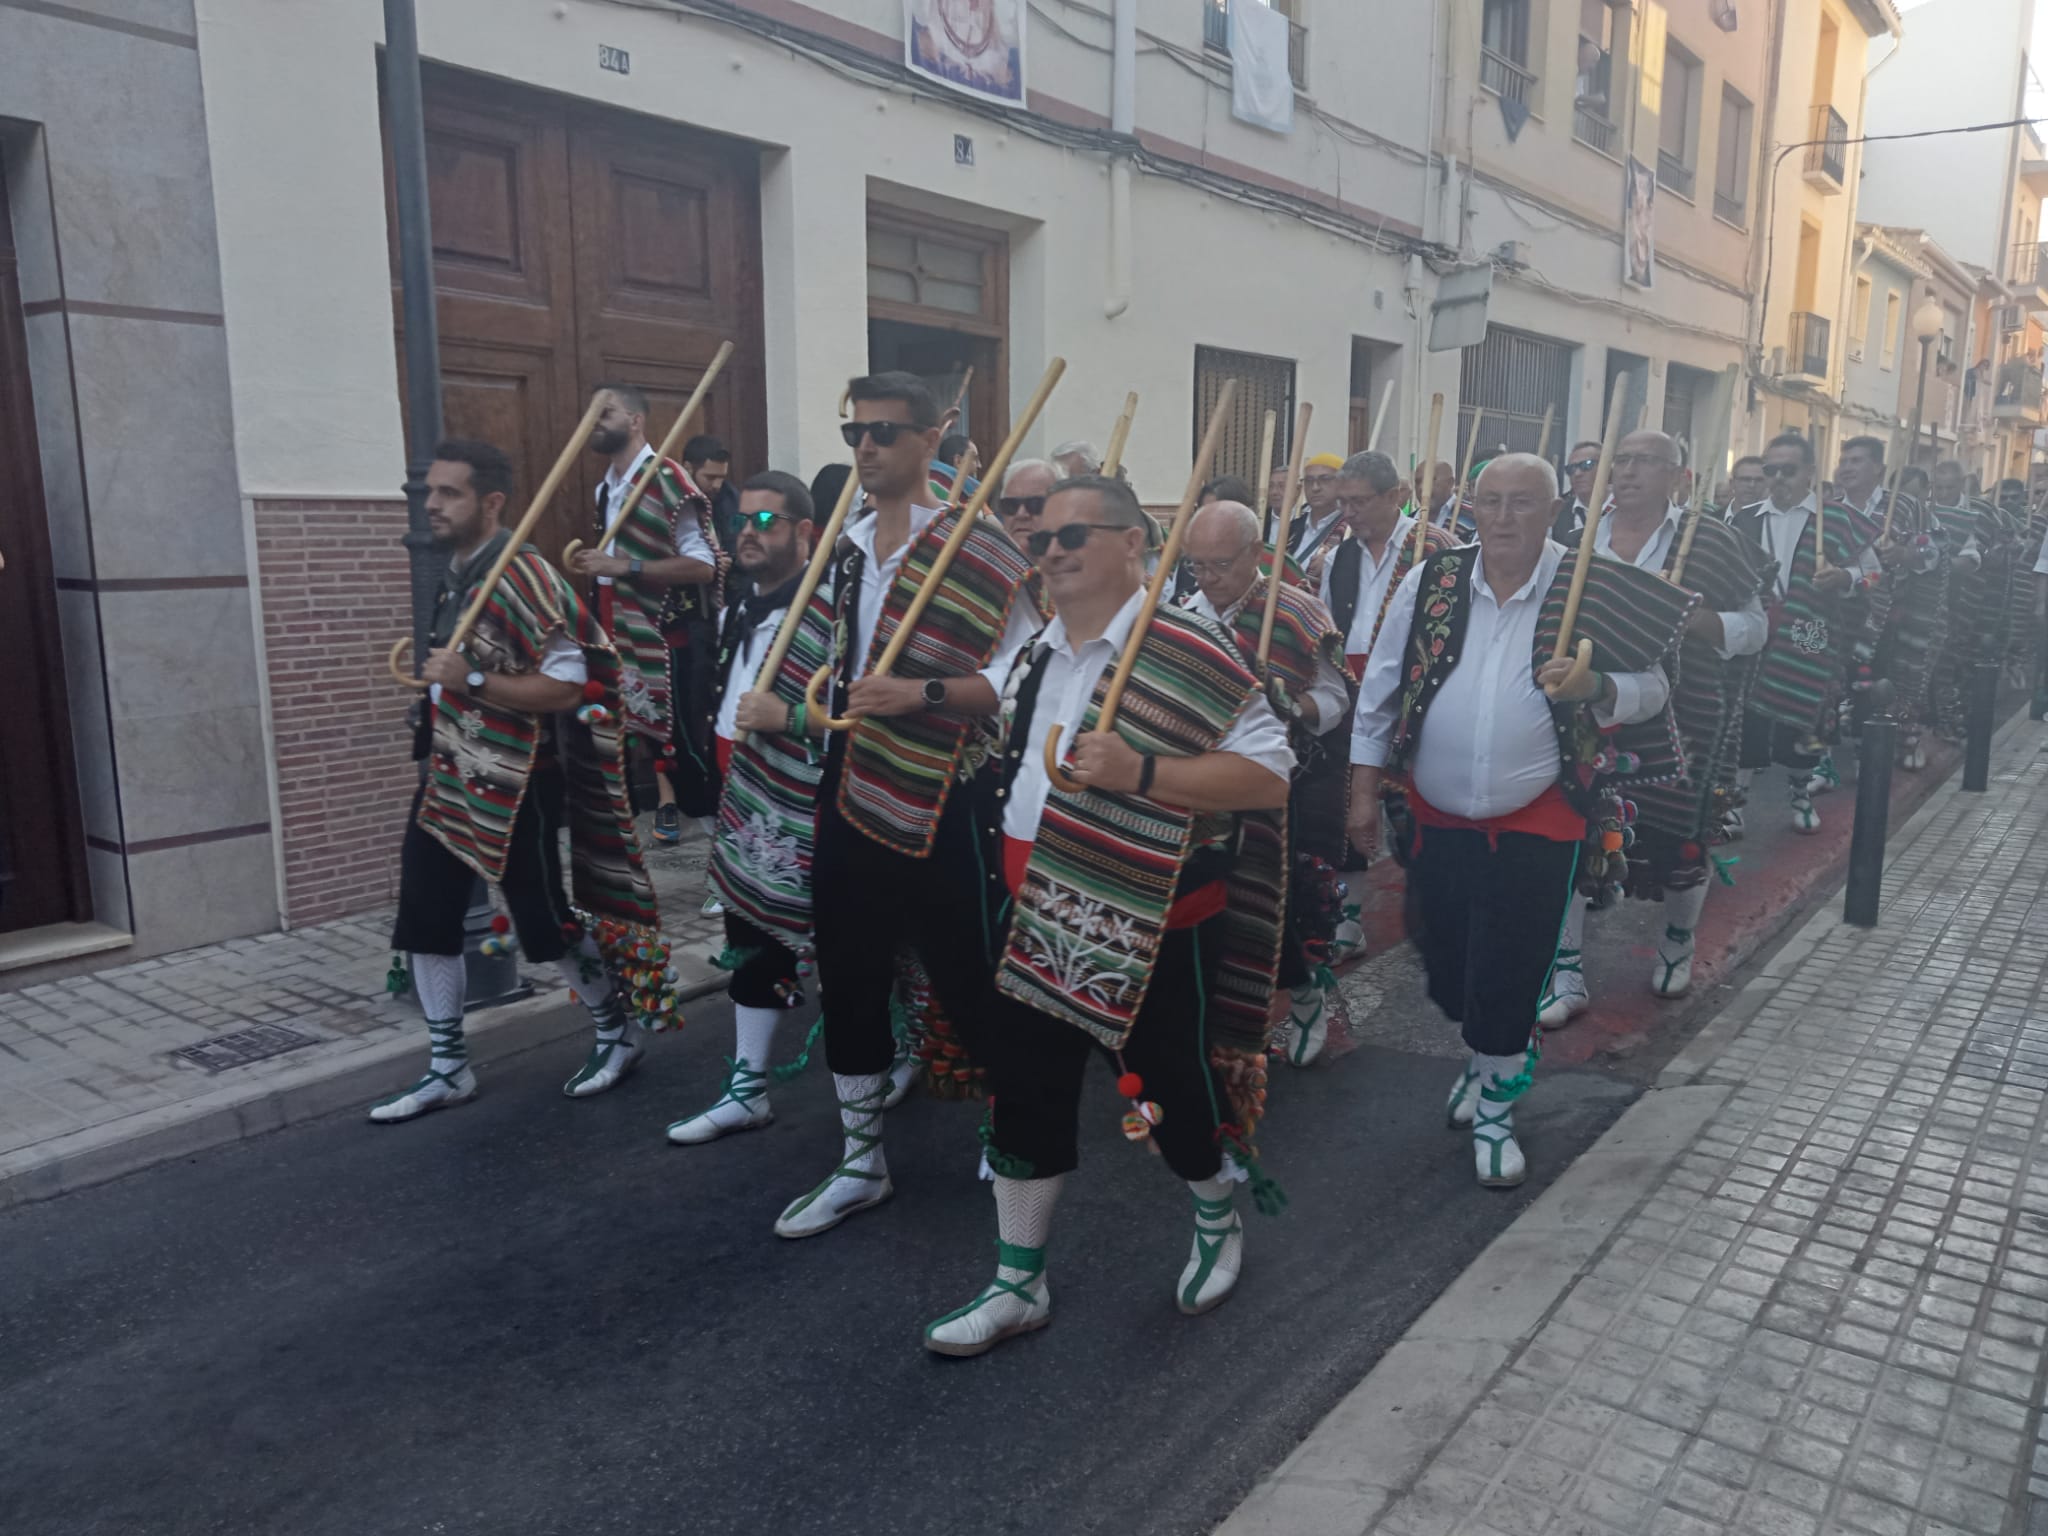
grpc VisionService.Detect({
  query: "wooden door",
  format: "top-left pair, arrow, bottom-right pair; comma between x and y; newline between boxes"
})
0,164 -> 91,932
389,66 -> 766,562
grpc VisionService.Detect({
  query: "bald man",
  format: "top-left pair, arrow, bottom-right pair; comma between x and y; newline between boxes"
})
1350,454 -> 1690,1188
1182,501 -> 1355,1065
1537,431 -> 1772,1028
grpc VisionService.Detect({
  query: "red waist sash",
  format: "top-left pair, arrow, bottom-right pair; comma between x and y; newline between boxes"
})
1407,782 -> 1585,849
1346,652 -> 1368,683
1002,835 -> 1226,931
715,733 -> 734,779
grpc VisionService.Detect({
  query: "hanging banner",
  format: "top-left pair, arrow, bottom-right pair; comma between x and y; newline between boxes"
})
1624,158 -> 1656,289
1229,0 -> 1296,134
907,0 -> 1026,109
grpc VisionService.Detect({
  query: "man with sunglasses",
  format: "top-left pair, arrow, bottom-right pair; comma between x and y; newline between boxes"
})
1729,432 -> 1882,834
1534,430 -> 1771,1029
1349,454 -> 1689,1188
773,372 -> 1039,1241
665,472 -> 829,1146
1550,440 -> 1605,543
998,458 -> 1058,619
925,476 -> 1293,1357
1835,435 -> 1947,775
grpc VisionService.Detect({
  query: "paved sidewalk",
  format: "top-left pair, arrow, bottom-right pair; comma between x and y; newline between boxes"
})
1222,715 -> 2048,1536
0,821 -> 727,1206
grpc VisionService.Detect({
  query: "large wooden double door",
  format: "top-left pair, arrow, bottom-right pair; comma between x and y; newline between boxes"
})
390,66 -> 766,557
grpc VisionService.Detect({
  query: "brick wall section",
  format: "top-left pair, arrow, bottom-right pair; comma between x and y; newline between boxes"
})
253,498 -> 415,927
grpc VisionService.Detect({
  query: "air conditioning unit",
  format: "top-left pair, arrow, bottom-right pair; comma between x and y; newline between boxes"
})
1999,303 -> 2026,333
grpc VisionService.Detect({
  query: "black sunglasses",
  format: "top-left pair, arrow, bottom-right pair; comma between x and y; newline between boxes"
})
840,419 -> 910,448
1025,523 -> 1128,558
1761,463 -> 1805,479
999,495 -> 1047,521
1565,458 -> 1600,473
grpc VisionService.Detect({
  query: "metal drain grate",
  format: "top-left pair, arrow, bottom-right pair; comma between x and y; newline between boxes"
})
169,1023 -> 323,1074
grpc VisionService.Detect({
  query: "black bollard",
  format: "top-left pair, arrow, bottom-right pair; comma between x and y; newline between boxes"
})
1963,660 -> 2000,792
1844,716 -> 1896,928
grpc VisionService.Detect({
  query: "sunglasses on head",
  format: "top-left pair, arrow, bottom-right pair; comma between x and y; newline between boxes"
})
1761,463 -> 1805,479
1566,457 -> 1600,473
840,419 -> 911,448
1025,522 -> 1127,558
998,495 -> 1047,521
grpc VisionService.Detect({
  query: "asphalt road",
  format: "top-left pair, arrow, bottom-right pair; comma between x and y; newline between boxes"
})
2,977 -> 1648,1536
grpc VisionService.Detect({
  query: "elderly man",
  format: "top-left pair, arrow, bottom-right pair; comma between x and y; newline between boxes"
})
925,476 -> 1292,1357
1730,432 -> 1882,833
999,458 -> 1059,620
1725,455 -> 1767,517
1324,451 -> 1460,680
1289,453 -> 1348,577
1182,500 -> 1353,1064
1349,454 -> 1689,1187
1536,431 -> 1771,1029
1551,439 -> 1604,541
1052,439 -> 1102,479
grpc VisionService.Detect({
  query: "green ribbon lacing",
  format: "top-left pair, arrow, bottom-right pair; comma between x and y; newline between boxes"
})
386,952 -> 410,997
780,1082 -> 889,1223
1183,927 -> 1287,1217
427,1017 -> 468,1063
712,942 -> 761,972
1181,1189 -> 1241,1304
771,1017 -> 824,1083
978,1112 -> 1035,1180
1711,852 -> 1739,886
1474,1095 -> 1518,1179
923,1240 -> 1046,1336
706,1056 -> 768,1113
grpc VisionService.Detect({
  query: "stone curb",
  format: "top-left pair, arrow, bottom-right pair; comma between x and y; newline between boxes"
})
1214,723 -> 2025,1536
0,965 -> 728,1212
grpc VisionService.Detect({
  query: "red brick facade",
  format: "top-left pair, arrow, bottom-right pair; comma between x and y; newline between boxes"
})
253,498 -> 415,926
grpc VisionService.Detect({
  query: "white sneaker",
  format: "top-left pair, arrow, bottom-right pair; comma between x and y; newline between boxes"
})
1177,1188 -> 1245,1315
1720,808 -> 1745,842
774,1165 -> 894,1238
1285,986 -> 1329,1067
1474,1093 -> 1526,1187
1537,957 -> 1588,1029
368,1065 -> 477,1124
1805,755 -> 1841,796
665,1060 -> 773,1144
924,1270 -> 1051,1357
1651,929 -> 1695,999
563,1029 -> 644,1098
1445,1060 -> 1482,1128
1901,740 -> 1928,772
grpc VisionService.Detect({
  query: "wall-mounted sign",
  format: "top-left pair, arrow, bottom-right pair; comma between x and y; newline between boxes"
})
907,0 -> 1024,108
598,44 -> 630,76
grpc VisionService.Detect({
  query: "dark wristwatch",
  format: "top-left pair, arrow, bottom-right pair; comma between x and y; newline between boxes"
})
465,669 -> 487,695
921,678 -> 947,707
626,558 -> 644,578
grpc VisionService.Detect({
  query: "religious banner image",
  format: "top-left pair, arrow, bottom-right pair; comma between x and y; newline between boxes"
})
1623,157 -> 1656,289
907,0 -> 1026,108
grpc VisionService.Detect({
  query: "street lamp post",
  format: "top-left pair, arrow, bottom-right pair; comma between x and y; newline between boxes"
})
1910,295 -> 1945,467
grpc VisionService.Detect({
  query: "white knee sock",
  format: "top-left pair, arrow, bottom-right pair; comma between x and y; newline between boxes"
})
1558,896 -> 1587,951
994,1173 -> 1063,1270
833,1071 -> 889,1176
1662,882 -> 1709,951
555,935 -> 622,1039
410,952 -> 468,1073
733,1004 -> 781,1072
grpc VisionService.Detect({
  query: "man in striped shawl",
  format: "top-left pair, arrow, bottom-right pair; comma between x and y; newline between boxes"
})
1834,436 -> 1946,774
1536,430 -> 1771,1029
774,372 -> 1040,1241
925,476 -> 1294,1358
1349,454 -> 1687,1189
1182,498 -> 1353,1066
1923,458 -> 2012,742
376,439 -> 668,1123
569,383 -> 725,847
664,471 -> 827,1145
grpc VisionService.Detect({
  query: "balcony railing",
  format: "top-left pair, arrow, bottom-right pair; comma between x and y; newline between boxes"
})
1804,104 -> 1847,189
1788,311 -> 1831,380
1994,360 -> 2044,421
1713,188 -> 1746,226
2012,240 -> 2048,303
1480,47 -> 1535,104
1204,0 -> 1307,89
1573,104 -> 1619,157
1657,148 -> 1695,200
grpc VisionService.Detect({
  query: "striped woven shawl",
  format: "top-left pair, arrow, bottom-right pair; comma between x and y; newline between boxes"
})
602,459 -> 726,745
996,605 -> 1283,1054
709,566 -> 841,950
836,509 -> 1031,857
1220,578 -> 1352,866
418,550 -> 657,930
1746,500 -> 1881,735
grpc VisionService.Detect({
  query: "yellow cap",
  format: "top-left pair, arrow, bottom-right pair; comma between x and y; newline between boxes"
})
1306,452 -> 1345,471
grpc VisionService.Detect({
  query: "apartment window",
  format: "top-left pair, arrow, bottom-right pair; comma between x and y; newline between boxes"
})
1657,42 -> 1702,199
1881,290 -> 1901,369
1203,0 -> 1308,91
1849,275 -> 1872,360
1574,0 -> 1624,156
1714,86 -> 1753,226
1481,0 -> 1535,102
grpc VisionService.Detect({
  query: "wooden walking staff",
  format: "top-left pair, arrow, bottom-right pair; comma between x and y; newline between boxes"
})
562,341 -> 735,568
1877,426 -> 1909,545
1103,391 -> 1140,476
1449,404 -> 1486,528
731,463 -> 863,749
1367,378 -> 1397,452
1257,401 -> 1315,669
1044,382 -> 1239,792
1408,392 -> 1446,566
805,357 -> 1068,730
942,367 -> 975,433
1252,409 -> 1279,530
388,392 -> 607,689
1668,378 -> 1735,590
1543,381 -> 1631,700
1535,403 -> 1555,462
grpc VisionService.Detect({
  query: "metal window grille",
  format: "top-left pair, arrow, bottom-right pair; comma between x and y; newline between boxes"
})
1458,325 -> 1574,462
1194,345 -> 1297,486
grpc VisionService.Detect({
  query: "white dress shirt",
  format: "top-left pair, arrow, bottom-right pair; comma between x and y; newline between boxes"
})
843,503 -> 1040,694
1351,541 -> 1669,819
713,601 -> 789,742
1595,503 -> 1766,660
1291,508 -> 1344,561
1759,493 -> 1881,594
1321,516 -> 1416,658
1182,587 -> 1350,737
1005,587 -> 1294,843
598,445 -> 719,571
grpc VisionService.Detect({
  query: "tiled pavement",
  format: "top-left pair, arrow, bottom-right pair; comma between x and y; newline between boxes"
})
0,821 -> 726,1200
1245,721 -> 2048,1536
